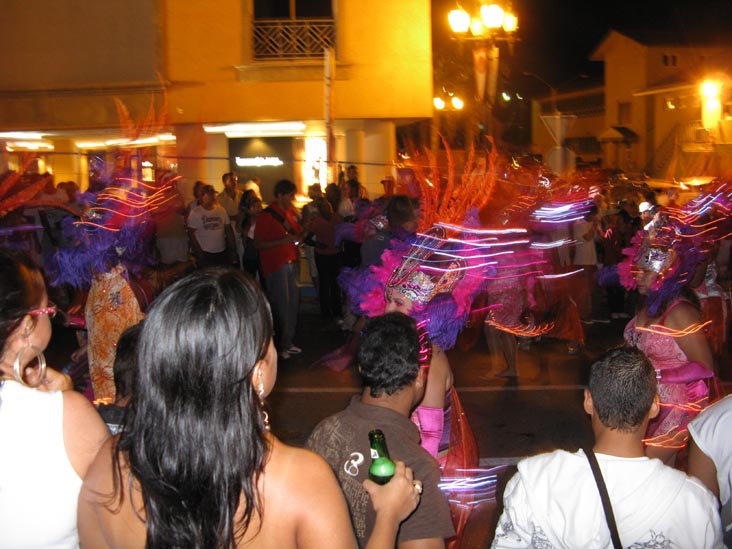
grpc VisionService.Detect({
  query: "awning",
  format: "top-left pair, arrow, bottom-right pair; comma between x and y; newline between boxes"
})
598,126 -> 639,143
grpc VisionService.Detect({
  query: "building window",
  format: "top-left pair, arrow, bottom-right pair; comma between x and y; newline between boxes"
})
252,0 -> 335,60
254,0 -> 332,19
662,53 -> 678,67
566,136 -> 601,156
618,102 -> 632,125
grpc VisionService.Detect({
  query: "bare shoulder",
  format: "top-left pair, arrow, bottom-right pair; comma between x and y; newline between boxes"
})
62,388 -> 105,425
267,437 -> 337,490
78,437 -> 147,548
261,438 -> 355,548
264,438 -> 345,509
62,390 -> 110,479
665,300 -> 702,328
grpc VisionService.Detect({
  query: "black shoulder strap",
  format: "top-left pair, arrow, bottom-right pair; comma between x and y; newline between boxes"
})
585,448 -> 623,549
263,205 -> 294,234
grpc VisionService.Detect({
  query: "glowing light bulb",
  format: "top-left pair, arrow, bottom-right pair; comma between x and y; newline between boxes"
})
502,12 -> 518,32
480,4 -> 504,29
701,80 -> 720,99
448,8 -> 470,33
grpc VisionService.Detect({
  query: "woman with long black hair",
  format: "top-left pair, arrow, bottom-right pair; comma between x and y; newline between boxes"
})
78,268 -> 419,548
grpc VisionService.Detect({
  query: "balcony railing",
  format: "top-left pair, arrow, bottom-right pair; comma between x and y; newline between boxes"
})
678,120 -> 713,144
253,18 -> 335,60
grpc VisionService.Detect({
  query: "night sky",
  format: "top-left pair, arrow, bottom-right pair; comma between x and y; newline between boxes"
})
432,0 -> 732,96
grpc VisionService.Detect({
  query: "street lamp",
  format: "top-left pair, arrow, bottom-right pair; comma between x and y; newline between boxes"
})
446,2 -> 518,142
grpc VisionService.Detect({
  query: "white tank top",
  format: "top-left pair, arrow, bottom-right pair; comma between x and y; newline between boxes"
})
0,381 -> 82,548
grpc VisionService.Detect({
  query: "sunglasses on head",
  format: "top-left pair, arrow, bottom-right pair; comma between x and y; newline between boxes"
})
28,303 -> 57,319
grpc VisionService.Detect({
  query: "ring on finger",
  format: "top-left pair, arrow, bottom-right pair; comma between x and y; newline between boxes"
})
413,481 -> 423,495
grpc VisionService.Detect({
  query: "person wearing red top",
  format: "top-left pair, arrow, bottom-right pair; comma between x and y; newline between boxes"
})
254,179 -> 304,360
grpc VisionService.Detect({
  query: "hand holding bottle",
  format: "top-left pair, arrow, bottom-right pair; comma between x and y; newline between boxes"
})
363,460 -> 421,523
368,429 -> 396,484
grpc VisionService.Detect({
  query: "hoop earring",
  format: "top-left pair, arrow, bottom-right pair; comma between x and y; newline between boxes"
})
13,344 -> 47,388
257,368 -> 270,431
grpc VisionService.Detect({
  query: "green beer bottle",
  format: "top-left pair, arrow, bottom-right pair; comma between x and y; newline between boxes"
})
368,429 -> 396,485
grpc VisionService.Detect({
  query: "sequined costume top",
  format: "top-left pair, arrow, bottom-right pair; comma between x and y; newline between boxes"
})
624,299 -> 710,447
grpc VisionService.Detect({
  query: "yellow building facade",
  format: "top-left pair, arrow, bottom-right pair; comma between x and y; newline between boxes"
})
592,30 -> 732,178
0,0 -> 434,199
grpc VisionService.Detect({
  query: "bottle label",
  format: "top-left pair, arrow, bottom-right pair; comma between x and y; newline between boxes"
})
370,448 -> 379,459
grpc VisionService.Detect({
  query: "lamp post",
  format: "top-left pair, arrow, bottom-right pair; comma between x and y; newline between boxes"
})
446,2 -> 518,144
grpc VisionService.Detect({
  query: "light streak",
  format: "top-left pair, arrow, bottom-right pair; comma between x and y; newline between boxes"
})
485,316 -> 555,337
492,260 -> 547,270
643,427 -> 689,449
439,469 -> 501,506
537,268 -> 585,279
446,237 -> 531,247
484,269 -> 545,281
530,239 -> 573,249
644,397 -> 710,448
74,221 -> 121,232
74,177 -> 180,231
421,262 -> 499,273
658,397 -> 708,414
434,222 -> 527,235
532,215 -> 587,225
636,321 -> 712,337
470,304 -> 503,315
439,474 -> 498,492
0,224 -> 41,235
413,248 -> 513,262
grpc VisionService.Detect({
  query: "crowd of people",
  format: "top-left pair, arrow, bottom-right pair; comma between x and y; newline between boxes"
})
0,162 -> 731,547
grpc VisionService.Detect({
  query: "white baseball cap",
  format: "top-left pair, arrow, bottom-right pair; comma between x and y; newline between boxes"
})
638,201 -> 653,214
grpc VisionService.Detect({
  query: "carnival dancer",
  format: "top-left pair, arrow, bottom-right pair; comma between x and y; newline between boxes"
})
617,187 -> 730,466
343,223 -> 487,548
47,172 -> 178,401
480,235 -> 544,376
516,193 -> 593,360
